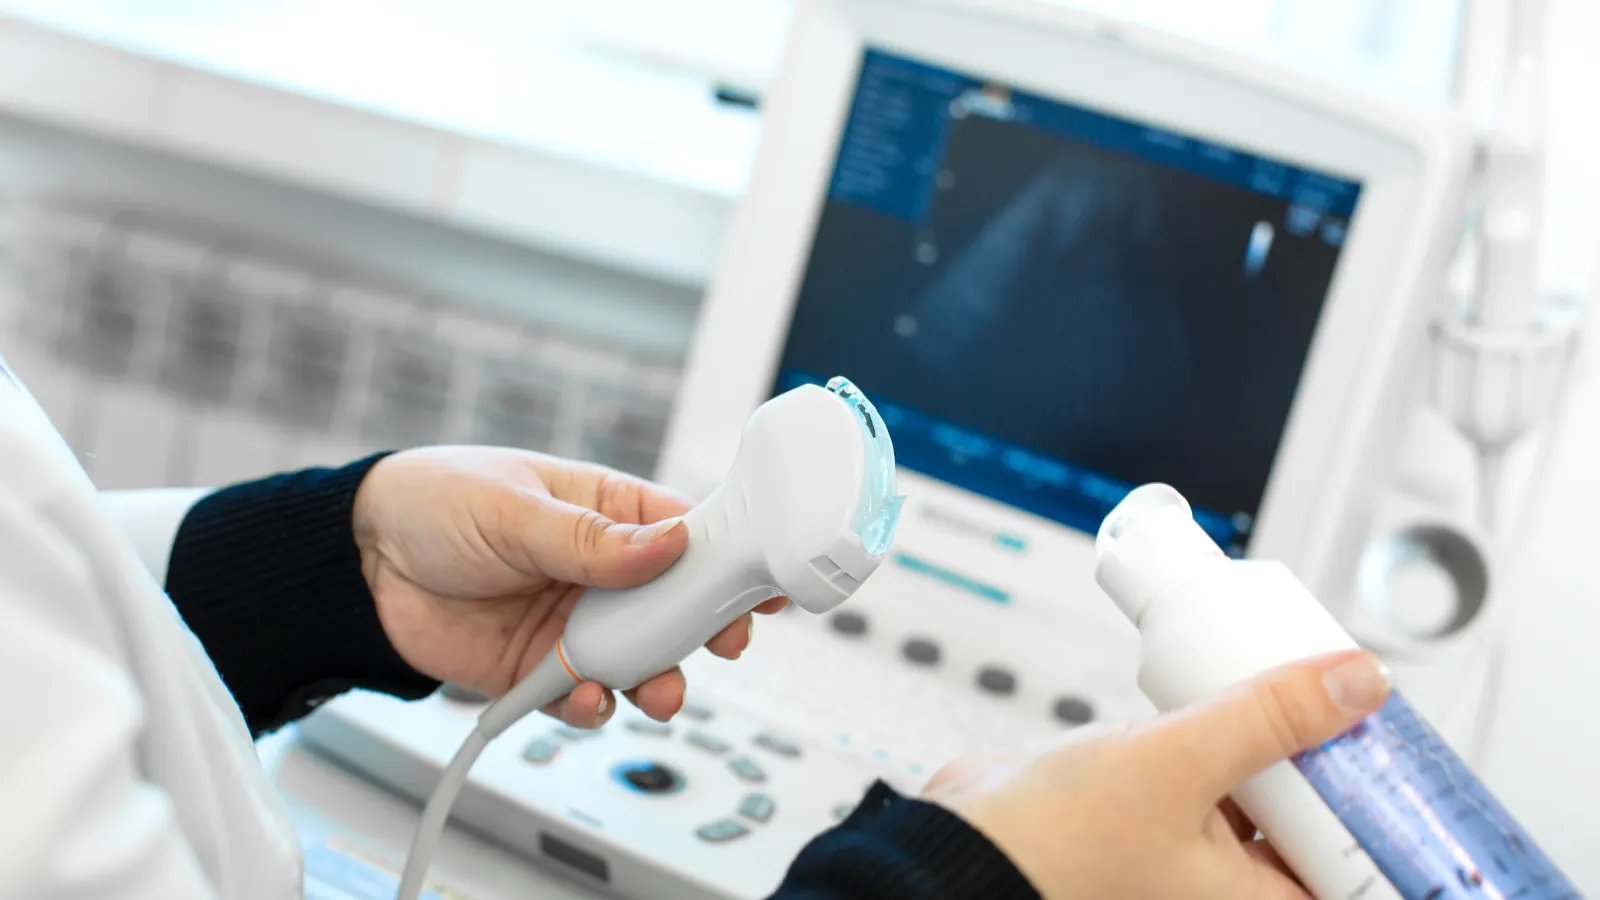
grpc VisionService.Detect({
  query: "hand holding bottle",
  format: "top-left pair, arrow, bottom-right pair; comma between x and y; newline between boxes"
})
921,651 -> 1392,900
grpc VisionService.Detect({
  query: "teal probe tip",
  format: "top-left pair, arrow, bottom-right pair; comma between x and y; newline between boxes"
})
826,377 -> 905,555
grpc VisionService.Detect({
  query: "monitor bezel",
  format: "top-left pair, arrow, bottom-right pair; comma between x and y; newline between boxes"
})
658,0 -> 1468,602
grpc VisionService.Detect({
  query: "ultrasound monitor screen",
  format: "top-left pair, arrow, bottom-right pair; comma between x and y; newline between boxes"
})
773,49 -> 1361,554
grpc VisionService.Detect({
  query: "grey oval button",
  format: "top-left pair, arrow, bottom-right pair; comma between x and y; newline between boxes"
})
1053,696 -> 1097,726
695,818 -> 750,843
902,637 -> 941,666
739,793 -> 776,824
439,683 -> 489,704
729,755 -> 767,784
625,719 -> 672,737
976,666 -> 1017,696
522,739 -> 560,765
687,730 -> 732,755
830,610 -> 869,637
555,725 -> 603,741
754,731 -> 802,758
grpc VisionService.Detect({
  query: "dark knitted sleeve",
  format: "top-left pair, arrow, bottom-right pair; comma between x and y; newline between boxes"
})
772,781 -> 1041,900
164,453 -> 440,737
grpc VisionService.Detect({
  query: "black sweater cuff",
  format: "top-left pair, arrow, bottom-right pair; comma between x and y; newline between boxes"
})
165,453 -> 440,736
773,781 -> 1040,899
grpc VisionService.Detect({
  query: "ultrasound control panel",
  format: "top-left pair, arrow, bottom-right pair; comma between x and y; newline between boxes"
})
300,557 -> 1153,899
301,660 -> 889,900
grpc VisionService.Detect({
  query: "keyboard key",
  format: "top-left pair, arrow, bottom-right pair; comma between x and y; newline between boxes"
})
902,637 -> 942,666
438,683 -> 489,704
522,739 -> 560,765
695,819 -> 750,843
1053,695 -> 1096,726
555,725 -> 603,741
738,793 -> 776,823
976,665 -> 1018,696
687,730 -> 731,755
680,701 -> 715,722
753,731 -> 802,758
625,719 -> 672,737
729,756 -> 767,784
830,610 -> 868,637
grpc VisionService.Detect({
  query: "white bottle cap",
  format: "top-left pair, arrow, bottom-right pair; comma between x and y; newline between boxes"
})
1094,484 -> 1227,625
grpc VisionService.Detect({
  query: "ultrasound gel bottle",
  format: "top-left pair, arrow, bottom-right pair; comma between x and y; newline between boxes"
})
1093,484 -> 1582,900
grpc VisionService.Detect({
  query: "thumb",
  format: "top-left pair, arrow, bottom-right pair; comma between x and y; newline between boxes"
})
1154,650 -> 1392,808
508,493 -> 689,589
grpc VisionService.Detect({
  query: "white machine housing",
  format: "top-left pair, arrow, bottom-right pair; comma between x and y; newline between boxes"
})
661,0 -> 1471,618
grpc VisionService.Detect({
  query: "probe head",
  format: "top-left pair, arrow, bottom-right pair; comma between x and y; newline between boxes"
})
735,376 -> 904,613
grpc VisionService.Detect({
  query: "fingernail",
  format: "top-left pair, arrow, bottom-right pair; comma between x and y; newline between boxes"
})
746,615 -> 754,646
596,692 -> 610,716
1323,653 -> 1392,712
630,517 -> 682,546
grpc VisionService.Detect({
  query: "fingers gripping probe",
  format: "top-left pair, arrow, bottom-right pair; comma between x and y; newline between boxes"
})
396,377 -> 905,900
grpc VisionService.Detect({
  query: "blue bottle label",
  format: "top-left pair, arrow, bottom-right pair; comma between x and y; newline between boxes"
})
1292,693 -> 1581,899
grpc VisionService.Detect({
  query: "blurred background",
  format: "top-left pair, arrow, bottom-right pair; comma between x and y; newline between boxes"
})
2,0 -> 1595,493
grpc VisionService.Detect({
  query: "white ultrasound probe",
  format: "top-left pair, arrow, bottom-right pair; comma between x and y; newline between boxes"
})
396,376 -> 906,900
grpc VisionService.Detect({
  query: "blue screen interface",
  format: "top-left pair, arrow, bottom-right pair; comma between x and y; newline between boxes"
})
772,48 -> 1363,552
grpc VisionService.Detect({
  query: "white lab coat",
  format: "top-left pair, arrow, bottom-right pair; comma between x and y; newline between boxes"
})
0,356 -> 302,899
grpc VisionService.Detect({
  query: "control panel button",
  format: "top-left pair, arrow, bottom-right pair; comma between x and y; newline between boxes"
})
830,610 -> 868,637
976,665 -> 1018,696
686,730 -> 732,755
555,725 -> 603,741
625,719 -> 672,737
728,755 -> 767,784
696,819 -> 750,843
738,793 -> 777,824
611,760 -> 684,795
901,637 -> 942,666
439,683 -> 489,704
753,731 -> 802,758
1053,696 -> 1097,726
522,739 -> 561,765
680,701 -> 715,722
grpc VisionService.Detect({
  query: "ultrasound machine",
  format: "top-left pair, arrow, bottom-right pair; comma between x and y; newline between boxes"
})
299,1 -> 1471,897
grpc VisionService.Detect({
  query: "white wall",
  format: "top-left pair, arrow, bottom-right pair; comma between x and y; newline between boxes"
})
0,114 -> 702,358
1480,345 -> 1600,890
1473,2 -> 1600,886
1537,0 -> 1600,293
